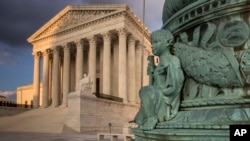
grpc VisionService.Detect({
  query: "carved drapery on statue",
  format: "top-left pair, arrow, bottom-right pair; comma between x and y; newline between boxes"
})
134,29 -> 184,130
75,73 -> 93,94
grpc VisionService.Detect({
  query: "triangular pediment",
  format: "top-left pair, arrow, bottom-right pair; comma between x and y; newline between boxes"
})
28,5 -> 128,43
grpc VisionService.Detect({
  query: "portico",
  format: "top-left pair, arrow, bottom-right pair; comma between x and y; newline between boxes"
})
26,5 -> 151,108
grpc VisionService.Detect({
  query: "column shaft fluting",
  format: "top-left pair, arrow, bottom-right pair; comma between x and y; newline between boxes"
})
52,47 -> 60,107
143,49 -> 149,86
128,36 -> 136,103
33,52 -> 41,108
135,44 -> 142,103
118,29 -> 127,102
102,32 -> 111,95
62,44 -> 70,107
75,40 -> 84,87
42,49 -> 50,108
88,36 -> 97,94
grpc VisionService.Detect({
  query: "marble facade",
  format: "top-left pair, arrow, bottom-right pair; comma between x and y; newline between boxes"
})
17,5 -> 151,108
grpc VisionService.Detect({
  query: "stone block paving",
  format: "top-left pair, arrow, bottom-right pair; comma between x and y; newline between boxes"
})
0,132 -> 125,141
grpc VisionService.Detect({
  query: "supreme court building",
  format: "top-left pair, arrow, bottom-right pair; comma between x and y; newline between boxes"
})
16,5 -> 151,108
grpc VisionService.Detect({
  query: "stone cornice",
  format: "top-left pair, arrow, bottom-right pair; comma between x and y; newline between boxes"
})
27,4 -> 151,47
163,0 -> 250,35
28,12 -> 124,44
17,83 -> 43,91
124,9 -> 151,41
27,5 -> 129,41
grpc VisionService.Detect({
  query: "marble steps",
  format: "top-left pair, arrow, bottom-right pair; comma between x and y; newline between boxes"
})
0,107 -> 67,133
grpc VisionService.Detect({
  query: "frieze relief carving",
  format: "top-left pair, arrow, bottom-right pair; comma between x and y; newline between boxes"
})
172,17 -> 250,106
219,20 -> 249,47
90,17 -> 123,31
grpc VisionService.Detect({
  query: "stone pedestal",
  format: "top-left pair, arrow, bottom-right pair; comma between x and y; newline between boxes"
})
133,128 -> 228,141
64,90 -> 139,133
123,123 -> 137,134
133,107 -> 250,140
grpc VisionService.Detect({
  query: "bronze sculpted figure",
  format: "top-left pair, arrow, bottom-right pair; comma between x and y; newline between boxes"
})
133,0 -> 250,140
134,29 -> 184,130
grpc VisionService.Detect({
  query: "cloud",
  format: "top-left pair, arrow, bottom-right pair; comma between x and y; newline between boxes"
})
145,0 -> 165,30
0,90 -> 15,97
0,0 -> 164,48
0,46 -> 13,65
0,0 -> 74,47
0,42 -> 31,65
0,90 -> 16,101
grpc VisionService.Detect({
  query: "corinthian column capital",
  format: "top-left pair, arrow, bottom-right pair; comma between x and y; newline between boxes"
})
75,39 -> 83,47
53,46 -> 60,54
88,36 -> 97,44
32,51 -> 41,58
62,43 -> 71,51
136,42 -> 144,50
118,28 -> 128,37
103,31 -> 111,41
128,36 -> 136,44
42,49 -> 51,57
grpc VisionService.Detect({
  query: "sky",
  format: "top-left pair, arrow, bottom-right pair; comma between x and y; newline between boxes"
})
0,0 -> 165,101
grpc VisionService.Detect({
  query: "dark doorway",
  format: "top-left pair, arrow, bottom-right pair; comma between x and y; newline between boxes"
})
96,78 -> 100,94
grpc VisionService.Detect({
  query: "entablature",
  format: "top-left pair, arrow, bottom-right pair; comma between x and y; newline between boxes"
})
28,4 -> 150,48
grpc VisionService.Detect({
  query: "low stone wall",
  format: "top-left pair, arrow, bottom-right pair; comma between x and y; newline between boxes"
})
0,107 -> 30,117
64,92 -> 140,133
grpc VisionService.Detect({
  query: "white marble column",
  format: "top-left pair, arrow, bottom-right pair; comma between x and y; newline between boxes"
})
102,32 -> 111,95
48,57 -> 53,105
118,28 -> 127,102
42,49 -> 50,108
135,44 -> 142,103
111,41 -> 119,97
143,49 -> 150,86
75,40 -> 84,87
88,36 -> 97,94
32,51 -> 41,108
62,44 -> 70,107
128,36 -> 136,103
52,46 -> 60,107
70,54 -> 76,92
99,43 -> 103,93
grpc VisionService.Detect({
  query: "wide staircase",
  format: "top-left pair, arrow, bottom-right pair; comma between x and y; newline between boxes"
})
0,107 -> 67,133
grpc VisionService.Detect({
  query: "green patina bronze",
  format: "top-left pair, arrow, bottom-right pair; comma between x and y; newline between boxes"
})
133,0 -> 250,140
134,30 -> 184,130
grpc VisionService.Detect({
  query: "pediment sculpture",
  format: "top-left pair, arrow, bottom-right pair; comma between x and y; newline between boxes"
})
28,6 -> 119,41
